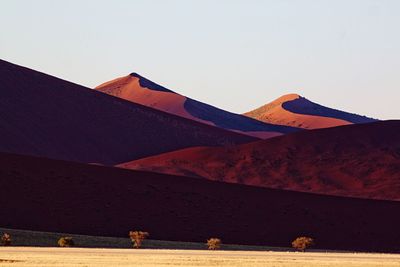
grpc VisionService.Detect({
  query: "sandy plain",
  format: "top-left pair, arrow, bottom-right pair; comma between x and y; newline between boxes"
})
1,247 -> 400,267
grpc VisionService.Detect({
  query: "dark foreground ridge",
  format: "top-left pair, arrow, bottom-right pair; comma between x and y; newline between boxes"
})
0,59 -> 255,165
1,152 -> 400,252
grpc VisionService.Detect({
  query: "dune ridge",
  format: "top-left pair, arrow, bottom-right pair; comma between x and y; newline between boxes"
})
96,73 -> 300,139
244,94 -> 377,129
120,120 -> 400,201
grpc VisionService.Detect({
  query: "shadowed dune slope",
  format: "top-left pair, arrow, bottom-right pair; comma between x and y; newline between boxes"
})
1,152 -> 400,252
95,73 -> 300,139
0,59 -> 255,165
121,120 -> 400,201
244,94 -> 377,129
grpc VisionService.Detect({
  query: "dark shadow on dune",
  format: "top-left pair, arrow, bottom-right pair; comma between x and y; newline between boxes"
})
184,98 -> 300,133
0,59 -> 255,165
1,152 -> 400,252
130,73 -> 174,93
282,97 -> 377,123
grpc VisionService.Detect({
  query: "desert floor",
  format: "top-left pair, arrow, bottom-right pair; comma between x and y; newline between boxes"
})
1,247 -> 400,267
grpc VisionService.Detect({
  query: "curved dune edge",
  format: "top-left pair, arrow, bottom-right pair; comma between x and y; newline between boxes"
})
96,75 -> 213,126
117,121 -> 400,201
244,94 -> 352,129
96,75 -> 293,139
231,130 -> 282,139
117,146 -> 217,178
0,58 -> 258,165
4,150 -> 400,252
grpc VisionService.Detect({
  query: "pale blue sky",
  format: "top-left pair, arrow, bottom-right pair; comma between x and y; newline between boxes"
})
1,0 -> 399,119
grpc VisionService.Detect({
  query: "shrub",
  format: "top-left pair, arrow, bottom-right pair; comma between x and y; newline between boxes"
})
1,233 -> 11,246
129,231 -> 149,249
58,237 -> 74,247
207,238 -> 221,250
292,236 -> 314,252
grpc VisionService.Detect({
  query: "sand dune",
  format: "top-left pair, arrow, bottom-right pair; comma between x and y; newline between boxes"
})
0,59 -> 255,165
1,151 -> 400,251
120,120 -> 400,200
96,73 -> 300,139
244,94 -> 376,129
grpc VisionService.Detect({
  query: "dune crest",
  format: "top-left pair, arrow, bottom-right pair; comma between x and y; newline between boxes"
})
244,94 -> 376,129
0,59 -> 255,165
96,74 -> 212,125
119,121 -> 400,201
95,74 -> 300,139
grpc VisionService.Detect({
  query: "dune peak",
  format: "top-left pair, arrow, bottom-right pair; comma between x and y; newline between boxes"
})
272,93 -> 302,103
129,72 -> 142,78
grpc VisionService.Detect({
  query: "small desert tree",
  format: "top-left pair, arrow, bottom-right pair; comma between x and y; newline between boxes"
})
58,237 -> 74,247
129,231 -> 149,249
292,236 -> 314,252
1,233 -> 11,246
207,238 -> 221,250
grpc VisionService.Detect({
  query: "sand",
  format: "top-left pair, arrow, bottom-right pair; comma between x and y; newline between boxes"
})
1,247 -> 400,267
244,94 -> 353,129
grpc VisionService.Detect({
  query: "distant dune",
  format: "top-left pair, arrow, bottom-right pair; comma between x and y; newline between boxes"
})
0,59 -> 255,165
95,73 -> 300,139
1,151 -> 400,252
120,120 -> 400,201
244,94 -> 377,129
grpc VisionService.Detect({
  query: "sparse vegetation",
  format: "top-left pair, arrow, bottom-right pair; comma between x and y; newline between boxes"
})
129,231 -> 149,248
292,236 -> 314,252
1,233 -> 11,246
207,238 -> 221,250
58,237 -> 74,247
0,227 -> 289,250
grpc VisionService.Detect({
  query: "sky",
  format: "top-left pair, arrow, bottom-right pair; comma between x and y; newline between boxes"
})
1,0 -> 399,119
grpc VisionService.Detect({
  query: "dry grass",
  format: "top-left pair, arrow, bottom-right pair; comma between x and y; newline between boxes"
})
0,247 -> 400,267
1,228 -> 399,266
0,228 -> 288,251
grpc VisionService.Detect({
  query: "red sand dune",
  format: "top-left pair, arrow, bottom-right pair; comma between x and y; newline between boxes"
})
244,94 -> 377,129
120,120 -> 400,201
1,151 -> 400,252
95,74 -> 300,139
96,74 -> 205,124
0,59 -> 255,165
